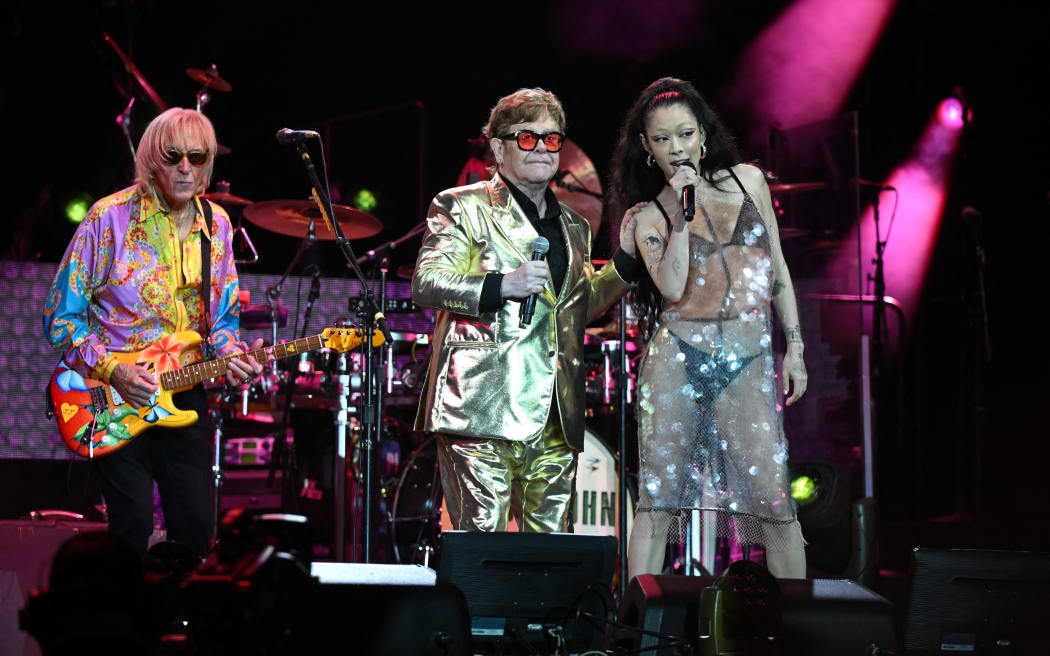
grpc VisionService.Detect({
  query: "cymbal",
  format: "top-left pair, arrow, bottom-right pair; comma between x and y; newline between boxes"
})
186,65 -> 232,92
202,190 -> 253,206
549,139 -> 603,237
104,33 -> 167,111
217,143 -> 232,156
769,181 -> 827,195
396,264 -> 415,280
243,200 -> 383,241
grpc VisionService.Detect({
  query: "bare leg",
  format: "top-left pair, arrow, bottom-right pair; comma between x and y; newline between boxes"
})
765,546 -> 807,578
627,508 -> 672,582
762,522 -> 807,578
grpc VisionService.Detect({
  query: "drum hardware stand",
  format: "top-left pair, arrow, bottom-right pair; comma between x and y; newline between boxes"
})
210,180 -> 259,266
353,220 -> 427,266
267,265 -> 323,517
553,170 -> 603,200
115,97 -> 136,167
262,215 -> 318,506
285,140 -> 393,563
616,299 -> 629,597
209,405 -> 225,543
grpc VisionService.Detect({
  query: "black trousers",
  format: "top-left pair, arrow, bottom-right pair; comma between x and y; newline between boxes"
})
93,386 -> 213,559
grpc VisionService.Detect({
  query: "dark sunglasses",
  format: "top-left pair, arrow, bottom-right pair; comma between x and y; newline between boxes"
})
497,130 -> 566,153
161,148 -> 210,166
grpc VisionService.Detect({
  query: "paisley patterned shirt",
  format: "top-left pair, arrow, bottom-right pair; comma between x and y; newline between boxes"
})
43,185 -> 244,383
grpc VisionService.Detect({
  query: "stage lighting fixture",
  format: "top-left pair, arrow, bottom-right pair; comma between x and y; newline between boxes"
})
787,461 -> 853,575
353,188 -> 377,212
791,474 -> 817,506
64,194 -> 92,223
938,97 -> 966,130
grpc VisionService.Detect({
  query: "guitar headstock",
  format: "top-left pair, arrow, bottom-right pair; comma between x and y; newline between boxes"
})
320,327 -> 385,353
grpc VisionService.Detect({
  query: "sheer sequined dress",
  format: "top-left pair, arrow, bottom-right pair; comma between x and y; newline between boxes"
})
635,170 -> 803,551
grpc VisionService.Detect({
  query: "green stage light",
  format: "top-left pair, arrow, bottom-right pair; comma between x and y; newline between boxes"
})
65,195 -> 92,224
791,474 -> 817,506
352,189 -> 377,213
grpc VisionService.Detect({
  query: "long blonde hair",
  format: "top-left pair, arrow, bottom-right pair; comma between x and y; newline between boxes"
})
135,108 -> 217,197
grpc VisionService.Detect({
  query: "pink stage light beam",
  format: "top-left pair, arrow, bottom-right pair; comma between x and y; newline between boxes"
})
725,0 -> 898,139
829,99 -> 965,319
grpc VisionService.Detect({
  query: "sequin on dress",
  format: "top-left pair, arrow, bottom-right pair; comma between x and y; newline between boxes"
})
635,170 -> 803,551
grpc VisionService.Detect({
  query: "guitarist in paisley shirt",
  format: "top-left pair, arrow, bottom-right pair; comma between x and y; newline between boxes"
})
43,108 -> 263,559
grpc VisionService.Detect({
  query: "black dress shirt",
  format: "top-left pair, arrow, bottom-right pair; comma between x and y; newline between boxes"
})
478,172 -> 637,312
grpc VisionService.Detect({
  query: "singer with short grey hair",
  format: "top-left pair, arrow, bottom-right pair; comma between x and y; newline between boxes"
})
411,87 -> 644,532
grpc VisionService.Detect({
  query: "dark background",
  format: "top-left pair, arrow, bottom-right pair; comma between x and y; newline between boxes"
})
2,1 -> 1046,566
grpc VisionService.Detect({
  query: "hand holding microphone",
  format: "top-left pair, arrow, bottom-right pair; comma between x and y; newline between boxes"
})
502,237 -> 550,328
671,161 -> 699,223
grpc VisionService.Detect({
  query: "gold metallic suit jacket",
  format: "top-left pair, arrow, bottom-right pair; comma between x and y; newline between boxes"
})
412,175 -> 631,450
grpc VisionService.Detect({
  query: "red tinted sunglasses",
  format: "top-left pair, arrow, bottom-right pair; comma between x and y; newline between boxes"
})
497,130 -> 566,153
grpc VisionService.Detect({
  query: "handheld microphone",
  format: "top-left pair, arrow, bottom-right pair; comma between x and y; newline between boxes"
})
518,236 -> 550,329
275,128 -> 320,145
680,161 -> 697,222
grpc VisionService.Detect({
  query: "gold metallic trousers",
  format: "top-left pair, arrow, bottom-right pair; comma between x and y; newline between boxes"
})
437,407 -> 578,533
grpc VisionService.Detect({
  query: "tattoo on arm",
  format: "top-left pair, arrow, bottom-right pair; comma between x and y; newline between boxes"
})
644,235 -> 664,254
788,324 -> 802,343
672,259 -> 682,276
772,280 -> 784,296
643,235 -> 664,270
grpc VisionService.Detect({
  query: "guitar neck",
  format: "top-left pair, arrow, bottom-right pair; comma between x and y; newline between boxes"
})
156,333 -> 327,390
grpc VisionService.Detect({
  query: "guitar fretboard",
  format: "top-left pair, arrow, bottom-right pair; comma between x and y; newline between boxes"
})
157,334 -> 325,390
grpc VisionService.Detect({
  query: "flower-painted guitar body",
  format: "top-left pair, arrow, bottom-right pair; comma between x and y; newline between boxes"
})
49,327 -> 381,458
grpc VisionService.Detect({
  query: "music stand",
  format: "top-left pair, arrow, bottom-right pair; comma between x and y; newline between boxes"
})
436,531 -> 617,654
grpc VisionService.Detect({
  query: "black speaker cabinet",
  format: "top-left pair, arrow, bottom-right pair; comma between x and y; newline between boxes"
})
0,459 -> 104,520
905,548 -> 1050,655
613,574 -> 899,655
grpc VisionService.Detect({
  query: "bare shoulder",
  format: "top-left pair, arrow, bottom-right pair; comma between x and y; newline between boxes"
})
732,163 -> 769,193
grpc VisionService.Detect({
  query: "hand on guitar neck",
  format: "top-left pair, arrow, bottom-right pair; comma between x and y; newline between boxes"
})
224,337 -> 265,388
110,337 -> 264,408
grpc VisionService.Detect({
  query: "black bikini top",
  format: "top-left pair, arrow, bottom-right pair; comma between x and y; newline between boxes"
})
653,167 -> 771,257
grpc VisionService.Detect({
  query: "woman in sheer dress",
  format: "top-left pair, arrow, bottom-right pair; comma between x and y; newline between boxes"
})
610,78 -> 809,580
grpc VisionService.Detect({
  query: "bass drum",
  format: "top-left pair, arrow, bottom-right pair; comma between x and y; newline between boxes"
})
573,428 -> 636,539
388,428 -> 635,565
389,436 -> 448,565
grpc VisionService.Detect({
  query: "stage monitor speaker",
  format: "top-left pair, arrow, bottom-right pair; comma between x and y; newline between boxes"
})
613,574 -> 898,656
310,572 -> 471,655
0,459 -> 104,521
905,548 -> 1050,655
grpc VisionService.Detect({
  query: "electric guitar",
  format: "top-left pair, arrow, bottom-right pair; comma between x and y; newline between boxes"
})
49,327 -> 383,458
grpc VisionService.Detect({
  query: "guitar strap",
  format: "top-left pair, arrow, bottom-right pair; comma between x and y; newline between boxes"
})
198,197 -> 214,358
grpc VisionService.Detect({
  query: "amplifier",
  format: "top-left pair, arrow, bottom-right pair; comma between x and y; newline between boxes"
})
219,469 -> 283,514
224,436 -> 276,466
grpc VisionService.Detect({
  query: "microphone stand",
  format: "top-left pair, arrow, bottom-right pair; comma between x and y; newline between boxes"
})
867,187 -> 890,363
616,298 -> 629,598
263,217 -> 317,503
291,141 -> 392,563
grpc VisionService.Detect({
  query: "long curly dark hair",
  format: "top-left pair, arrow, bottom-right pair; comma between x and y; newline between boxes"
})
608,77 -> 742,341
